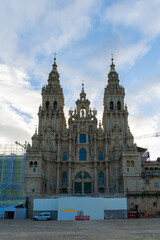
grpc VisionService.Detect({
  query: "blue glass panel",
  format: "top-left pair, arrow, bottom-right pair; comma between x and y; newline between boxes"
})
79,134 -> 86,143
84,172 -> 91,179
75,173 -> 82,179
62,172 -> 67,185
63,152 -> 67,161
99,172 -> 104,185
99,152 -> 103,160
79,148 -> 87,161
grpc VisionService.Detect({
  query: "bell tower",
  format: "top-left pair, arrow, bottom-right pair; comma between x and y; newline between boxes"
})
38,57 -> 66,136
103,58 -> 127,134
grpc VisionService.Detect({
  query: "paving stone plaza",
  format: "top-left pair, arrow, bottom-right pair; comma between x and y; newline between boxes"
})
0,219 -> 160,240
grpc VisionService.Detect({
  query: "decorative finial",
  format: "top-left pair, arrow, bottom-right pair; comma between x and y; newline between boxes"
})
54,52 -> 57,63
35,125 -> 37,134
82,80 -> 84,91
110,53 -> 115,71
111,53 -> 114,63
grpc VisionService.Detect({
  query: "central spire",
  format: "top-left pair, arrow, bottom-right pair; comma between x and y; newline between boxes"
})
110,57 -> 116,72
52,56 -> 58,72
80,82 -> 86,101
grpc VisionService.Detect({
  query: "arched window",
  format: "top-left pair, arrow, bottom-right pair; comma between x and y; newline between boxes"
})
53,101 -> 57,110
110,101 -> 114,110
75,136 -> 77,144
79,134 -> 86,143
62,172 -> 67,185
131,161 -> 134,167
84,172 -> 91,179
99,152 -> 103,160
99,172 -> 104,185
88,135 -> 91,144
29,161 -> 33,167
46,101 -> 49,110
63,152 -> 67,161
117,101 -> 121,110
75,172 -> 82,179
79,148 -> 87,161
34,161 -> 38,167
126,161 -> 130,167
73,125 -> 77,133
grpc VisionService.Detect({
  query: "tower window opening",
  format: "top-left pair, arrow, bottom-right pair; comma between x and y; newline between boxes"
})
117,101 -> 121,110
126,161 -> 130,167
53,101 -> 57,110
110,101 -> 114,110
34,161 -> 38,167
46,101 -> 49,110
29,161 -> 33,167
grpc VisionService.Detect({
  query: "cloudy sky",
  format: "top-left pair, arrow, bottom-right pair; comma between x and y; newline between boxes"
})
0,0 -> 160,159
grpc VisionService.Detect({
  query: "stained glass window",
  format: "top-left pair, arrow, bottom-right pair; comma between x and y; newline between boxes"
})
79,148 -> 87,161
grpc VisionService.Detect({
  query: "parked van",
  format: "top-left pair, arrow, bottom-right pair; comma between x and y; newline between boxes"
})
33,212 -> 51,221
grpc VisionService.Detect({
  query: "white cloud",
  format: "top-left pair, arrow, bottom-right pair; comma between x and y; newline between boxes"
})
127,76 -> 160,160
104,0 -> 160,38
0,64 -> 40,144
0,0 -> 98,70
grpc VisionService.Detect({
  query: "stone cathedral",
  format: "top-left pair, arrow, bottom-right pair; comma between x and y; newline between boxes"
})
24,58 -> 142,198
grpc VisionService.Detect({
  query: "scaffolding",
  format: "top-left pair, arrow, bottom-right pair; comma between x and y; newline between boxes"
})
0,144 -> 26,209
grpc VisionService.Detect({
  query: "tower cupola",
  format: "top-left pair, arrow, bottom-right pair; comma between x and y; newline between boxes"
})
108,57 -> 119,85
48,57 -> 60,86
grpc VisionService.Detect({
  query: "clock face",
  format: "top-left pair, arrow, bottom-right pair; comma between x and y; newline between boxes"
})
52,73 -> 56,77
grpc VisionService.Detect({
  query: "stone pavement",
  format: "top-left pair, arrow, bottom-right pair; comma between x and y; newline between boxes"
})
0,218 -> 160,240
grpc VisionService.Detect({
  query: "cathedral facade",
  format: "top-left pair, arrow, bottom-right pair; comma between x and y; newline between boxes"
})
24,58 -> 143,198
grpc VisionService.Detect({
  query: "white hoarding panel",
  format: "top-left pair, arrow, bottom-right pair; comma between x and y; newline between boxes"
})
33,199 -> 58,211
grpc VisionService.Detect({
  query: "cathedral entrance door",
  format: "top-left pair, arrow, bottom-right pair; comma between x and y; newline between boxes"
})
74,172 -> 91,194
75,182 -> 82,194
84,182 -> 91,194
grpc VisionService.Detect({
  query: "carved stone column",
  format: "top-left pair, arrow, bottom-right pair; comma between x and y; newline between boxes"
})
105,133 -> 109,192
56,163 -> 60,193
68,133 -> 72,193
56,134 -> 61,193
68,163 -> 72,194
93,133 -> 98,193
